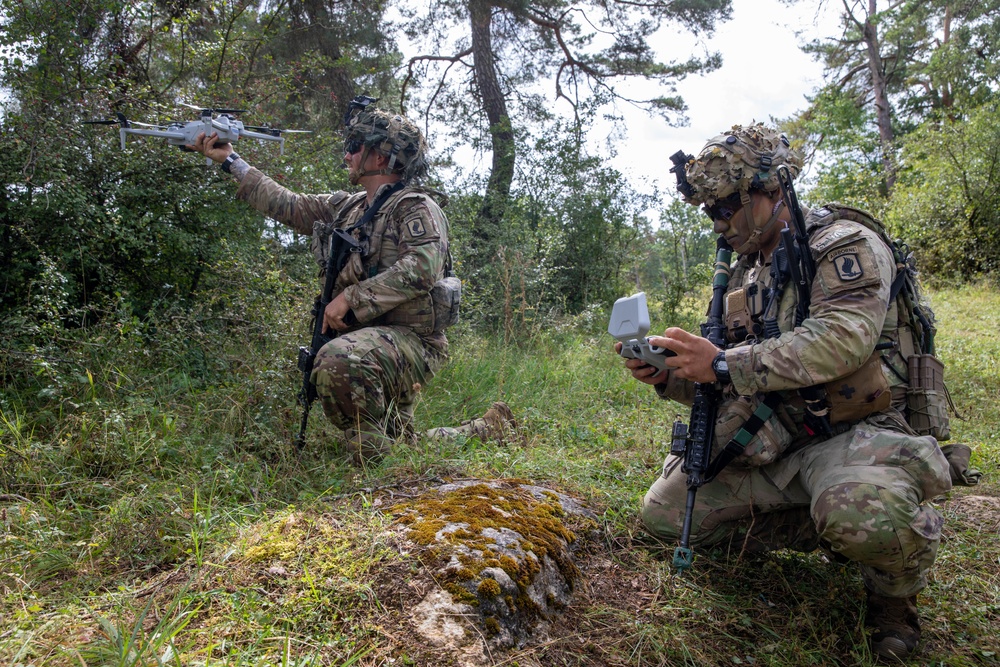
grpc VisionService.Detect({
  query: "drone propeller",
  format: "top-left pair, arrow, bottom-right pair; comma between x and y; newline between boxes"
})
82,112 -> 131,128
244,124 -> 312,136
179,102 -> 247,115
128,120 -> 170,129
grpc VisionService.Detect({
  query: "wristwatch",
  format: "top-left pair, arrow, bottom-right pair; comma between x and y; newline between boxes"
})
221,152 -> 241,174
712,350 -> 731,385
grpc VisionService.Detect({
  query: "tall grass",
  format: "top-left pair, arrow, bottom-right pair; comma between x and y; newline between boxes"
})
1,284 -> 997,665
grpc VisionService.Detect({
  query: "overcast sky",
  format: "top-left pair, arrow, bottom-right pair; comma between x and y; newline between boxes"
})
598,0 -> 840,205
439,0 -> 842,214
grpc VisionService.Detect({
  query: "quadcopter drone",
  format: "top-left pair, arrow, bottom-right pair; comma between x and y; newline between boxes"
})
83,104 -> 310,164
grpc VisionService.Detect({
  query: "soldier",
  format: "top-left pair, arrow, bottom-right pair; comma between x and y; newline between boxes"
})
190,98 -> 516,463
619,123 -> 952,662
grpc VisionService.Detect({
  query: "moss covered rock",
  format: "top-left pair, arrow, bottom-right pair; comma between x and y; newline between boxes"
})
392,479 -> 597,650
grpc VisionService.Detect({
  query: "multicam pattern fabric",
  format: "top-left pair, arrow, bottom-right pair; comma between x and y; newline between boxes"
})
683,123 -> 804,206
235,168 -> 450,434
644,210 -> 952,598
312,324 -> 446,434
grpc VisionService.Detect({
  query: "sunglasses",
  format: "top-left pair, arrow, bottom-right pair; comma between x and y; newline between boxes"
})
344,138 -> 363,155
704,193 -> 743,221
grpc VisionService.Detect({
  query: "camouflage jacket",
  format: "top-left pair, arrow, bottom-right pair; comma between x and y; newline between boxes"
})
236,168 -> 450,337
656,206 -> 899,430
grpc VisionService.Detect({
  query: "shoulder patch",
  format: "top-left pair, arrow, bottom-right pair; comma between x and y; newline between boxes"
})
829,247 -> 865,281
406,217 -> 428,238
811,223 -> 864,255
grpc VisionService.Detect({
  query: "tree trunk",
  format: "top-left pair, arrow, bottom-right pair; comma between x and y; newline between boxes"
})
469,0 -> 514,258
862,0 -> 896,193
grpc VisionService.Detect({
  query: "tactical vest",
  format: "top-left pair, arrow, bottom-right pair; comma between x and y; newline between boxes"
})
311,187 -> 454,335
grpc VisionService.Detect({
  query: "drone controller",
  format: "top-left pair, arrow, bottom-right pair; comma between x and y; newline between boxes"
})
608,292 -> 675,372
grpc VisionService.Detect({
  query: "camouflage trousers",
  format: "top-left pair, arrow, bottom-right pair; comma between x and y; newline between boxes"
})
311,325 -> 447,437
642,413 -> 952,597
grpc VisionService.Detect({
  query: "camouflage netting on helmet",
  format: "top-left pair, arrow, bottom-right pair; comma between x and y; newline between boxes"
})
683,122 -> 803,206
346,108 -> 430,183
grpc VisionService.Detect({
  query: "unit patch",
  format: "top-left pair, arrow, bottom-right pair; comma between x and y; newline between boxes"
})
829,246 -> 865,281
406,217 -> 427,238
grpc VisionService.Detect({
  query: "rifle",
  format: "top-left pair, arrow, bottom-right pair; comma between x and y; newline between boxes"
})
669,235 -> 733,572
293,181 -> 405,451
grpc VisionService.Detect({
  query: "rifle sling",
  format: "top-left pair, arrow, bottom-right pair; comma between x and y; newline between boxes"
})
705,391 -> 782,482
346,181 -> 406,234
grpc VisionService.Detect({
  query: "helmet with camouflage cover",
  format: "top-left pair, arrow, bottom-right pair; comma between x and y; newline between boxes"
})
682,122 -> 802,207
343,95 -> 429,184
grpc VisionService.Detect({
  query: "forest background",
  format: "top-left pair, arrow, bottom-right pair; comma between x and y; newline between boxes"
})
1,0 -> 998,665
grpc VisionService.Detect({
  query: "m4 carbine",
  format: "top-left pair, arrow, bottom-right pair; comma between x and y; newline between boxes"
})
294,228 -> 361,451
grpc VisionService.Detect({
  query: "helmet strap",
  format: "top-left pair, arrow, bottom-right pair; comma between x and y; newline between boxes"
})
733,192 -> 785,255
355,145 -> 397,179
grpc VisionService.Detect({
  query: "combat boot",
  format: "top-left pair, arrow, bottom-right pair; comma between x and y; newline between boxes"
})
866,590 -> 920,663
472,401 -> 519,443
424,401 -> 520,444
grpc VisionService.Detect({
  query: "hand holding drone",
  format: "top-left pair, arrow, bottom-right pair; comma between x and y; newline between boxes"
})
83,105 -> 310,165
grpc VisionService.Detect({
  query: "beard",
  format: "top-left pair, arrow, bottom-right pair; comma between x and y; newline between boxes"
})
347,165 -> 362,186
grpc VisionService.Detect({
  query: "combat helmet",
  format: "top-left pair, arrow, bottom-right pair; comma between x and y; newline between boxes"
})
678,123 -> 803,254
681,122 -> 802,206
343,95 -> 429,183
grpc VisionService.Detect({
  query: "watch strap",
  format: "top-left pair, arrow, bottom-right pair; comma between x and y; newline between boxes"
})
713,350 -> 731,385
221,152 -> 241,174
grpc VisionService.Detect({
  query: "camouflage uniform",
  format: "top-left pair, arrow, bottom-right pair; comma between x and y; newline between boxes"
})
236,168 -> 450,443
643,204 -> 951,599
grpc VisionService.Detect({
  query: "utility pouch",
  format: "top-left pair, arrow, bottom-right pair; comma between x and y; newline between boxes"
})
939,443 -> 981,486
311,221 -> 337,269
906,354 -> 951,440
715,395 -> 794,468
430,275 -> 462,332
825,352 -> 891,424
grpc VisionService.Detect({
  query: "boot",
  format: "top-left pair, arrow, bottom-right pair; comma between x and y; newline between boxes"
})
473,401 -> 519,443
866,590 -> 920,663
424,401 -> 520,444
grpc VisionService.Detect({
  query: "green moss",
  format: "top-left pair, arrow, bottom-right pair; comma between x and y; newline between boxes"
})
478,578 -> 502,597
444,582 -> 479,605
484,616 -> 502,636
392,482 -> 588,619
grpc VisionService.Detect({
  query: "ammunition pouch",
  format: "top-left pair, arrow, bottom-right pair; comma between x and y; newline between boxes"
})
430,275 -> 461,333
906,354 -> 951,440
311,221 -> 336,269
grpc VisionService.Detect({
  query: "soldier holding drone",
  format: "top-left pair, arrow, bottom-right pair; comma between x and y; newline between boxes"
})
188,96 -> 515,464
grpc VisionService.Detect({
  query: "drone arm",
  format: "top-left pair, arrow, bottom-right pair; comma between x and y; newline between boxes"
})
239,129 -> 286,155
240,128 -> 281,142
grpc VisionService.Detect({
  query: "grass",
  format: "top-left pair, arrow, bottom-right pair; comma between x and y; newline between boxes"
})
0,284 -> 998,666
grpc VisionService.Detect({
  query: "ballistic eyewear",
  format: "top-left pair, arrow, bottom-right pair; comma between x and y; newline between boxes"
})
704,193 -> 743,222
345,138 -> 363,155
